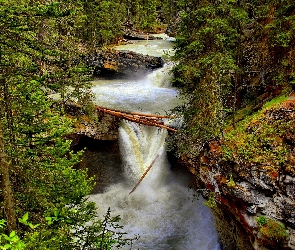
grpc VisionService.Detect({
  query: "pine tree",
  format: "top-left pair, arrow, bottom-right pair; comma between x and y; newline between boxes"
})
172,0 -> 248,152
0,1 -> 135,249
171,0 -> 295,156
81,0 -> 125,47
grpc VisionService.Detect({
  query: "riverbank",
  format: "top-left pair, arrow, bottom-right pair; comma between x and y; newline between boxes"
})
172,94 -> 295,250
68,32 -> 295,249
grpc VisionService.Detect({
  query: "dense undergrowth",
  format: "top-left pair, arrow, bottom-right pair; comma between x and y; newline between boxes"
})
222,95 -> 294,171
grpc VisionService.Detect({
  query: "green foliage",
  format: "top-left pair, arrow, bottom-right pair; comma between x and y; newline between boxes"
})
26,203 -> 136,249
18,213 -> 39,230
248,1 -> 295,85
0,213 -> 38,250
172,1 -> 247,147
92,207 -> 137,250
0,231 -> 25,250
256,216 -> 289,245
0,0 -> 138,248
204,193 -> 217,209
125,0 -> 159,31
0,208 -> 136,250
80,0 -> 170,44
171,0 -> 295,159
222,95 -> 290,169
82,0 -> 125,46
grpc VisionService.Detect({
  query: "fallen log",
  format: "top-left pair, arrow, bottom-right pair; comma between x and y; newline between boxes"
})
130,111 -> 175,119
129,153 -> 160,194
96,106 -> 175,119
95,106 -> 177,132
119,112 -> 177,132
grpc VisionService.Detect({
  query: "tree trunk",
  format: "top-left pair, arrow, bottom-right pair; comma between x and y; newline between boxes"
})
96,106 -> 177,132
0,123 -> 16,232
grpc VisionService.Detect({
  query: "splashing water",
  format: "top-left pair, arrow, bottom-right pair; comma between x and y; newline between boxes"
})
89,37 -> 220,249
89,122 -> 220,249
92,63 -> 180,114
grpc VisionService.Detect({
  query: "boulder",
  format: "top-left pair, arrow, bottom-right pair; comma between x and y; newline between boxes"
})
84,49 -> 164,78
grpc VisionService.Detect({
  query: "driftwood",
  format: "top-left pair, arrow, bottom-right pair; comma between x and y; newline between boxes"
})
96,106 -> 177,132
129,153 -> 160,194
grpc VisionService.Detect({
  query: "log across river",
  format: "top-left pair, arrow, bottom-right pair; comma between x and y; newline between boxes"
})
89,35 -> 220,250
96,106 -> 177,132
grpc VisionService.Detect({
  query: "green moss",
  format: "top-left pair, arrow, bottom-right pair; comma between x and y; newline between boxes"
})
204,193 -> 217,209
256,216 -> 289,245
226,173 -> 236,188
256,215 -> 267,227
222,95 -> 292,170
261,95 -> 288,110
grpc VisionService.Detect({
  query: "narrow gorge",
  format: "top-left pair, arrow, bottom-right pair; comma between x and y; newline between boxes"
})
72,36 -> 220,249
4,1 -> 294,249
71,34 -> 295,250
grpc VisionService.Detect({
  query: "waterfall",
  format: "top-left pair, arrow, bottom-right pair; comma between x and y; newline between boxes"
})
90,37 -> 220,249
119,121 -> 168,183
89,122 -> 220,250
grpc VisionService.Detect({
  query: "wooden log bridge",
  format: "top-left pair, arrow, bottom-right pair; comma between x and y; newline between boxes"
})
95,106 -> 177,132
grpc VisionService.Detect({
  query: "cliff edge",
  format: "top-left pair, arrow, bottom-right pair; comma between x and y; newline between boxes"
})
177,94 -> 295,250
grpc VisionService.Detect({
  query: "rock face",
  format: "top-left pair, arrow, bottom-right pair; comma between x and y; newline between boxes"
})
165,11 -> 182,37
63,101 -> 121,153
64,103 -> 122,195
121,21 -> 163,40
176,98 -> 295,250
73,137 -> 122,194
84,50 -> 164,78
73,113 -> 119,141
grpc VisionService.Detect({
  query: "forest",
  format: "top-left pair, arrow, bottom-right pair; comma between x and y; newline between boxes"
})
1,0 -> 294,249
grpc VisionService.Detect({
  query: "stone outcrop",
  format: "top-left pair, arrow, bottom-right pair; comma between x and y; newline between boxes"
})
175,98 -> 295,250
122,21 -> 164,40
64,102 -> 120,149
84,49 -> 164,78
165,11 -> 182,37
71,112 -> 120,141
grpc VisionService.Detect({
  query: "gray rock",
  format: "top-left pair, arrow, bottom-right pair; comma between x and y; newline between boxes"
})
83,50 -> 164,79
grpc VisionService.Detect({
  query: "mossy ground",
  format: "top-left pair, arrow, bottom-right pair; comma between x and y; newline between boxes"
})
222,95 -> 295,174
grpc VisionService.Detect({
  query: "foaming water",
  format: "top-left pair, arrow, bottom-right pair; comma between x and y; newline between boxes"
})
91,63 -> 181,113
147,62 -> 175,88
114,35 -> 174,58
90,36 -> 220,249
89,122 -> 220,250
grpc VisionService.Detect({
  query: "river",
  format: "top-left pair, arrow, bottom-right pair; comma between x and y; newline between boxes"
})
89,35 -> 220,250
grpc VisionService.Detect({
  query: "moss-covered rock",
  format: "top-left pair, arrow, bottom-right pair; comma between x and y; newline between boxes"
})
176,95 -> 295,249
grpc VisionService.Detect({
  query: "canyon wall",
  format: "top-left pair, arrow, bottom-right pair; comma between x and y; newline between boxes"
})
176,97 -> 295,250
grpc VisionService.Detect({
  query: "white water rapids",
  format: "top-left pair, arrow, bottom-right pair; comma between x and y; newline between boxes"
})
89,37 -> 220,249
